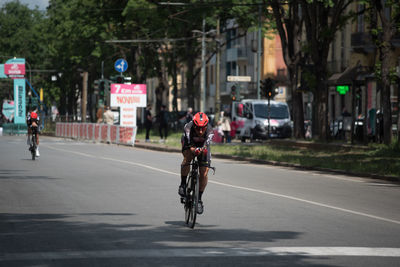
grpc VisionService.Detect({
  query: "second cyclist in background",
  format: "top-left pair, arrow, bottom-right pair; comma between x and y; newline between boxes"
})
179,112 -> 214,214
27,107 -> 40,157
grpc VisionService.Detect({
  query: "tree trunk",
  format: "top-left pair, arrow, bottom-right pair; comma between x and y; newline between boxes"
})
363,83 -> 368,145
376,1 -> 395,145
313,74 -> 328,141
289,66 -> 305,138
350,82 -> 356,144
381,30 -> 393,145
186,39 -> 195,110
397,77 -> 400,143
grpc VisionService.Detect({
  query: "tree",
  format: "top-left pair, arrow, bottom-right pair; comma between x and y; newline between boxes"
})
270,0 -> 305,139
368,0 -> 400,145
0,1 -> 48,103
300,0 -> 357,141
46,0 -> 125,118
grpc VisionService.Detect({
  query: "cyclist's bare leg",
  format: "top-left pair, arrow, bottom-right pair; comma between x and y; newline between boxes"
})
27,127 -> 32,145
181,149 -> 194,177
199,166 -> 209,192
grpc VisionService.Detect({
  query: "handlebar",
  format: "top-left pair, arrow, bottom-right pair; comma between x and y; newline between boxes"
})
182,159 -> 216,175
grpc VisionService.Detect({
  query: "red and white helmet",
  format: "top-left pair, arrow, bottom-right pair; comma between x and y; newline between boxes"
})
193,112 -> 208,128
31,112 -> 38,119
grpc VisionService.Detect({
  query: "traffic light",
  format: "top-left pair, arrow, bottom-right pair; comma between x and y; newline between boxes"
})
116,75 -> 124,84
99,80 -> 105,97
231,85 -> 237,101
260,78 -> 276,100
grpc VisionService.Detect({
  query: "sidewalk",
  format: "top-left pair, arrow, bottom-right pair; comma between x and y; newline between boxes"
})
134,138 -> 400,184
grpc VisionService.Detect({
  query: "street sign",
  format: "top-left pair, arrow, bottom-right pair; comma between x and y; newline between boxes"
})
114,58 -> 128,73
227,75 -> 251,82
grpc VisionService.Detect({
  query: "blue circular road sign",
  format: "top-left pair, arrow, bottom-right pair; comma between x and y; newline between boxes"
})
114,58 -> 128,73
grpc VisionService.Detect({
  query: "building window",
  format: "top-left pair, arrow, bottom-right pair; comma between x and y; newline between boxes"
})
227,28 -> 237,49
357,4 -> 365,32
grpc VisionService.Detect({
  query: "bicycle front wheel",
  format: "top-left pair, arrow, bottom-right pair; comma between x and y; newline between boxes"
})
31,135 -> 36,160
184,175 -> 193,225
185,172 -> 198,228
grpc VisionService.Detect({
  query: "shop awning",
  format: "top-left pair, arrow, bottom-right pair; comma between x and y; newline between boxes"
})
328,65 -> 359,85
328,63 -> 373,86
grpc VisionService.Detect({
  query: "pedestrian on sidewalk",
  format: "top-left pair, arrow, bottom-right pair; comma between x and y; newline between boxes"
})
103,106 -> 114,125
145,104 -> 153,142
157,105 -> 169,142
185,107 -> 193,124
219,111 -> 231,143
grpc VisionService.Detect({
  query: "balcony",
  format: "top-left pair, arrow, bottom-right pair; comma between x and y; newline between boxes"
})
227,47 -> 249,62
237,47 -> 248,60
351,32 -> 375,53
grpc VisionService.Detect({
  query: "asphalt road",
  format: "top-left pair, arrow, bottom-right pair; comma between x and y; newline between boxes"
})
0,135 -> 399,266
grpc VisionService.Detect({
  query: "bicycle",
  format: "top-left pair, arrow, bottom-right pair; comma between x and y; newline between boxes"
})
181,156 -> 215,229
29,126 -> 38,160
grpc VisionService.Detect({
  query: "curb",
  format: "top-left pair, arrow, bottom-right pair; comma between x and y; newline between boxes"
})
134,142 -> 400,184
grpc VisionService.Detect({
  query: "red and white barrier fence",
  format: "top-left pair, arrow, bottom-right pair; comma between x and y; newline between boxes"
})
56,123 -> 137,145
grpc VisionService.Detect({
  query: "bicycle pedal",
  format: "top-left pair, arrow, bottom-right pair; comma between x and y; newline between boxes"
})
180,197 -> 185,204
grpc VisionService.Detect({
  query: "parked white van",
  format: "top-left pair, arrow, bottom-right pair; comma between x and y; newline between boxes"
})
231,99 -> 292,142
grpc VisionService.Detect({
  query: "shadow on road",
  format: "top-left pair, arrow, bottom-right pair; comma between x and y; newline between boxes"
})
0,170 -> 58,180
0,213 -> 339,267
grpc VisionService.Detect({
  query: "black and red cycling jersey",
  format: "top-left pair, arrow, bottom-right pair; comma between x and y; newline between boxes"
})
181,120 -> 214,150
181,120 -> 214,167
26,112 -> 39,127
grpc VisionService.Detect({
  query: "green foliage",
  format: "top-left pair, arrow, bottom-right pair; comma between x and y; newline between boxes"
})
374,61 -> 399,84
0,0 -> 278,117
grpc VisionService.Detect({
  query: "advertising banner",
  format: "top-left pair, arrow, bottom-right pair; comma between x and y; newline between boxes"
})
13,79 -> 26,124
110,84 -> 147,107
0,64 -> 8,78
2,100 -> 14,121
5,58 -> 25,79
110,83 -> 146,127
120,106 -> 136,127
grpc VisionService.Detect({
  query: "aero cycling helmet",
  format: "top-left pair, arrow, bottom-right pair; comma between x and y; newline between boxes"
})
193,112 -> 209,128
31,112 -> 38,119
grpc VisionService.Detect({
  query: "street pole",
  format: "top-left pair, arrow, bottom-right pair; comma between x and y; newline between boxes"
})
82,71 -> 88,122
200,17 -> 206,113
257,4 -> 262,99
101,61 -> 104,79
215,18 -> 221,124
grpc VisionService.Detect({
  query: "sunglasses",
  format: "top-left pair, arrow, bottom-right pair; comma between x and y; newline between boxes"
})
194,125 -> 206,130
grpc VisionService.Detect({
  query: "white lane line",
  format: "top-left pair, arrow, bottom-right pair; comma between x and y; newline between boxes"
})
45,145 -> 400,226
210,180 -> 400,225
45,145 -> 177,176
1,247 -> 400,261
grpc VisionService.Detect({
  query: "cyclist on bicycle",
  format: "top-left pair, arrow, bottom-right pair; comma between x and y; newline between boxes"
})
27,108 -> 40,157
179,112 -> 214,214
